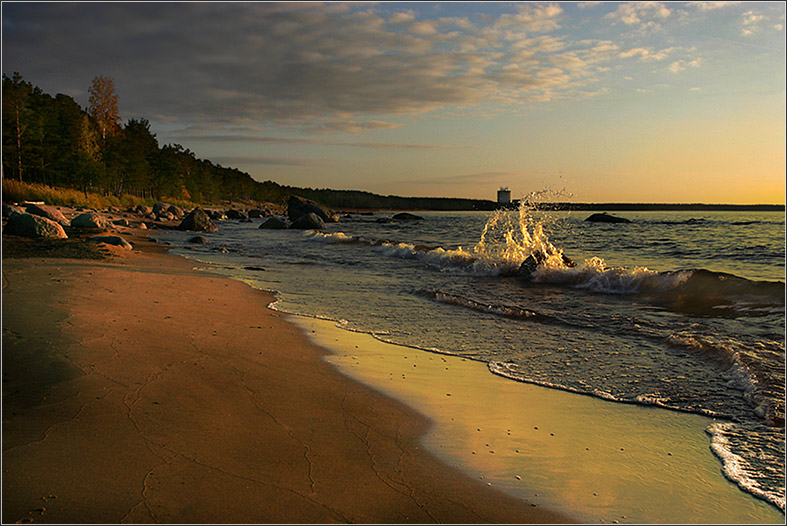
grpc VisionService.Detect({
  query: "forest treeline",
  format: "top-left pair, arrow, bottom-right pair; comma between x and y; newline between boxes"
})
2,74 -> 499,211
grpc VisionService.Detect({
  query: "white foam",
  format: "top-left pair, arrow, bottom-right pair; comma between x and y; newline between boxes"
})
706,423 -> 786,511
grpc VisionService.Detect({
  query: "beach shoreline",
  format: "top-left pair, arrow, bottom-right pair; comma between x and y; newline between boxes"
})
2,226 -> 572,524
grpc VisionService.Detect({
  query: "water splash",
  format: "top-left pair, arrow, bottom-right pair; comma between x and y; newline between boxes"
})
468,201 -> 571,272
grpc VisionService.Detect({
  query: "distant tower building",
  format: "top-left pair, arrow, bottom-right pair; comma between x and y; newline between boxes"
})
497,187 -> 511,204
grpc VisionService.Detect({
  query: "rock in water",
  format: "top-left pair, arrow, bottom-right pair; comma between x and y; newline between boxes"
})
287,196 -> 338,223
585,212 -> 631,223
178,208 -> 218,232
5,212 -> 68,239
91,235 -> 133,250
517,251 -> 576,280
187,235 -> 210,244
258,217 -> 289,230
71,212 -> 110,229
392,212 -> 424,221
290,212 -> 326,230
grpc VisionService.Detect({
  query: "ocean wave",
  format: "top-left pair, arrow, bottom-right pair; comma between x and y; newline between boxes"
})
706,422 -> 786,511
422,290 -> 556,323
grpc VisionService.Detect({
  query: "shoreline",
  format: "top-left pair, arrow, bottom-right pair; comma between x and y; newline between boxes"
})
291,316 -> 785,524
2,227 -> 572,524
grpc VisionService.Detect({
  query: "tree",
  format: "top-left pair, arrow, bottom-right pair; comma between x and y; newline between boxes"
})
2,72 -> 32,181
88,75 -> 120,142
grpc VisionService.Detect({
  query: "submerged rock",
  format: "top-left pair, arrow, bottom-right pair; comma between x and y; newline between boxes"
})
585,212 -> 631,224
258,217 -> 289,230
392,212 -> 424,221
187,235 -> 210,244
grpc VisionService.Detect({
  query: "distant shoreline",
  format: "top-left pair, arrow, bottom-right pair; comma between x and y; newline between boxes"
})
525,202 -> 785,212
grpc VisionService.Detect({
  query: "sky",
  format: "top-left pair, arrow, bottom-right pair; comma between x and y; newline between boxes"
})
2,1 -> 785,204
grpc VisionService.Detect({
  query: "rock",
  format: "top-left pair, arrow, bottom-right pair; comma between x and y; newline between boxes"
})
5,212 -> 68,239
517,250 -> 576,280
91,235 -> 133,250
138,222 -> 148,230
209,210 -> 227,221
25,204 -> 68,225
258,217 -> 289,230
134,205 -> 153,215
187,235 -> 210,244
3,203 -> 25,218
225,209 -> 248,220
157,210 -> 176,221
112,218 -> 130,226
392,212 -> 424,221
585,212 -> 631,224
166,205 -> 184,218
178,208 -> 218,232
71,212 -> 110,229
152,202 -> 169,216
290,212 -> 325,230
248,209 -> 268,218
287,196 -> 338,223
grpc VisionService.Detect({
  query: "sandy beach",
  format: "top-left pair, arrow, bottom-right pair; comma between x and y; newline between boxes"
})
2,226 -> 572,524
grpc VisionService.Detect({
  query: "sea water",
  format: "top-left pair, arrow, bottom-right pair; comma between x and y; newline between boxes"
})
153,205 -> 785,513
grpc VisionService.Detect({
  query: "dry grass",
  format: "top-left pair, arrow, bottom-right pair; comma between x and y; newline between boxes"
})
2,180 -> 196,210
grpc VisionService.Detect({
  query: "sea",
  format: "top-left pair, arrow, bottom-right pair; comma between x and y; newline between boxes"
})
152,202 -> 785,513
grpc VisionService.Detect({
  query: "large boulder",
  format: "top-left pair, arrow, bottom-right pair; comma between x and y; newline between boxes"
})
178,208 -> 218,232
5,212 -> 68,239
25,204 -> 68,225
517,250 -> 576,280
290,212 -> 325,230
287,196 -> 337,223
71,212 -> 110,229
585,213 -> 631,224
259,217 -> 289,230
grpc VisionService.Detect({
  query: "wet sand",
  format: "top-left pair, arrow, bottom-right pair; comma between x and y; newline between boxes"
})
2,229 -> 571,524
295,316 -> 785,524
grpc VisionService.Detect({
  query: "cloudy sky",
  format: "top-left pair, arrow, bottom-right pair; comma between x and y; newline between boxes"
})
3,1 -> 785,203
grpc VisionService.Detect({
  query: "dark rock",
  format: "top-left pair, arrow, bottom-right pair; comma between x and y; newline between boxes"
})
259,217 -> 289,230
517,250 -> 576,280
112,218 -> 130,226
91,235 -> 133,250
225,209 -> 248,220
287,196 -> 338,223
243,266 -> 266,271
25,204 -> 68,225
208,210 -> 227,221
5,212 -> 68,239
3,204 -> 25,218
166,205 -> 184,218
248,209 -> 268,218
585,213 -> 631,224
187,235 -> 210,244
157,210 -> 176,221
71,212 -> 110,229
178,208 -> 218,232
152,202 -> 169,216
135,205 -> 153,215
392,212 -> 424,221
290,212 -> 325,230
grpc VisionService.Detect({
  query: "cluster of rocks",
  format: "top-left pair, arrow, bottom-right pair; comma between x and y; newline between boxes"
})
2,202 -> 136,250
258,196 -> 339,231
